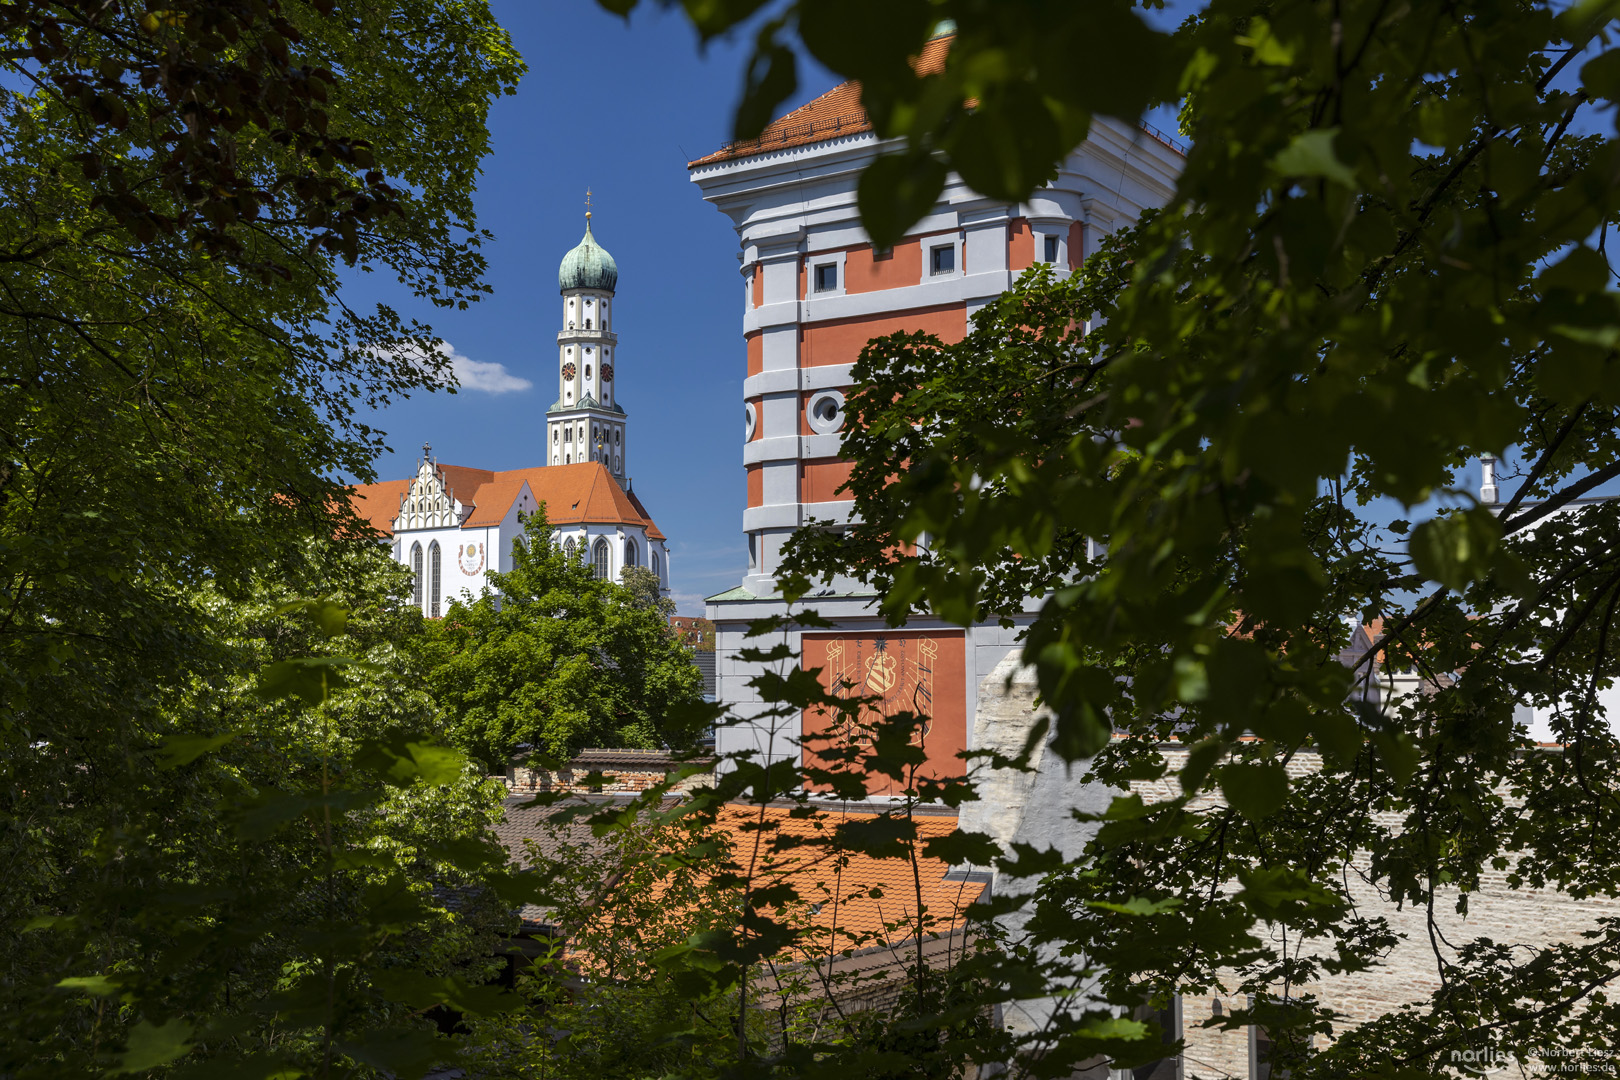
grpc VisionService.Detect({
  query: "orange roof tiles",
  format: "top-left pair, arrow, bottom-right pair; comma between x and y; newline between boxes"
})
459,478 -> 531,528
349,477 -> 410,536
497,796 -> 982,960
689,36 -> 952,168
348,460 -> 665,541
713,804 -> 981,953
690,32 -> 1186,169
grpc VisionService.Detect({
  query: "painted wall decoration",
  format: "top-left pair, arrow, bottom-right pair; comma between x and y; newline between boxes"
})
457,542 -> 485,576
800,631 -> 966,793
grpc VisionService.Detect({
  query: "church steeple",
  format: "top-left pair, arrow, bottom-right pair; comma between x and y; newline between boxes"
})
548,206 -> 627,482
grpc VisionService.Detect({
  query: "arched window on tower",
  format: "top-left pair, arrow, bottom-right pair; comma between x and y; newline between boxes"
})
592,537 -> 610,580
429,541 -> 442,617
625,538 -> 638,568
651,551 -> 661,580
411,543 -> 423,610
564,537 -> 576,562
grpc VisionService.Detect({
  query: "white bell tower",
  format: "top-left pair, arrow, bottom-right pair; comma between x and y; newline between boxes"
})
547,203 -> 628,483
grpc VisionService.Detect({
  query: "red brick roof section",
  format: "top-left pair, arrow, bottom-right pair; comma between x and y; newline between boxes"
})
688,36 -> 952,168
347,461 -> 666,541
689,32 -> 1185,168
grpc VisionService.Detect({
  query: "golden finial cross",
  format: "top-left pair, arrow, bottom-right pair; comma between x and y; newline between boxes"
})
585,187 -> 592,220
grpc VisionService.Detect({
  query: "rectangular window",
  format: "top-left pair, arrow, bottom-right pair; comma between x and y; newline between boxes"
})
814,263 -> 838,292
1133,998 -> 1181,1080
1045,234 -> 1060,263
930,244 -> 955,276
873,245 -> 893,261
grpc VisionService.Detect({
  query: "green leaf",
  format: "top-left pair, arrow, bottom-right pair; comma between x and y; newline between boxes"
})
1409,509 -> 1501,591
798,0 -> 931,79
107,1018 -> 193,1075
256,656 -> 353,706
106,1016 -> 194,1075
857,151 -> 947,250
1271,128 -> 1357,189
1219,761 -> 1289,820
1085,895 -> 1183,916
272,598 -> 350,637
158,732 -> 238,769
56,975 -> 122,997
922,828 -> 1002,866
1580,46 -> 1620,100
733,21 -> 797,141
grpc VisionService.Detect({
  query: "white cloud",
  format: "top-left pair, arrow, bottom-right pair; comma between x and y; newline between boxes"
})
438,341 -> 532,394
377,339 -> 532,395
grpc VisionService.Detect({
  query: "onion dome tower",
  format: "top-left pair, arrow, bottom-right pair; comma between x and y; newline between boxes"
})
547,210 -> 627,482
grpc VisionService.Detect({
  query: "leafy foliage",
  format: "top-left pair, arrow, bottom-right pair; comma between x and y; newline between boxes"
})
0,1 -> 524,1073
4,540 -> 522,1078
418,508 -> 705,766
644,0 -> 1620,1075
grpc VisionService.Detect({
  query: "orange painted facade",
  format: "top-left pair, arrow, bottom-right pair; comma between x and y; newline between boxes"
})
1008,218 -> 1035,273
800,457 -> 855,503
746,463 -> 763,508
746,332 -> 763,377
1067,221 -> 1084,269
751,266 -> 764,308
801,631 -> 968,795
800,303 -> 967,367
844,238 -> 921,294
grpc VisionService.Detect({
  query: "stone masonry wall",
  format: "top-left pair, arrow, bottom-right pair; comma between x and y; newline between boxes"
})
1132,747 -> 1620,1080
505,748 -> 715,796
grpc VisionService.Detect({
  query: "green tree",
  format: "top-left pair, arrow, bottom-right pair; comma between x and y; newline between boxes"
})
622,563 -> 677,618
0,0 -> 524,1073
5,535 -> 524,1078
624,0 -> 1620,1076
420,509 -> 705,767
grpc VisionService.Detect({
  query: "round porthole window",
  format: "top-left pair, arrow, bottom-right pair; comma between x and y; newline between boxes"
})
806,390 -> 845,435
744,401 -> 758,441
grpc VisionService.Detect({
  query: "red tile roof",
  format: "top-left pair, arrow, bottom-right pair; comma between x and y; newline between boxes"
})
713,804 -> 980,952
689,31 -> 1185,168
349,461 -> 665,542
689,35 -> 952,168
350,478 -> 410,537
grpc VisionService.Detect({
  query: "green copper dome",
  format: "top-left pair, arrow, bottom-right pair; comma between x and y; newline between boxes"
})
558,218 -> 618,293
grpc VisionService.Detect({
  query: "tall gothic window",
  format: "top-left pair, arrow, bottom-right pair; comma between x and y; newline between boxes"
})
651,551 -> 660,579
592,537 -> 610,580
564,537 -> 576,562
429,541 -> 442,617
624,538 -> 638,568
411,543 -> 423,609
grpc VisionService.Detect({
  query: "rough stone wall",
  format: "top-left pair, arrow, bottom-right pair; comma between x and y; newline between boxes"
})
504,749 -> 714,796
1133,748 -> 1620,1079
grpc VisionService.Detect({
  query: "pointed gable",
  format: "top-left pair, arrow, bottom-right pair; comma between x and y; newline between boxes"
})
491,462 -> 666,539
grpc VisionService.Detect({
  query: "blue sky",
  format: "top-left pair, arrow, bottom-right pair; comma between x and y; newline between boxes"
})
345,3 -> 842,614
342,2 -> 1590,615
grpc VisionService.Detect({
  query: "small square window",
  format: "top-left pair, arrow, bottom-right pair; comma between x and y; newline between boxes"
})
1044,234 -> 1060,263
930,244 -> 955,276
814,263 -> 838,292
873,245 -> 893,261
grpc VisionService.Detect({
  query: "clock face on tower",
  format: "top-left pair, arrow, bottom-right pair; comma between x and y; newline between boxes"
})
601,363 -> 614,381
561,362 -> 576,380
